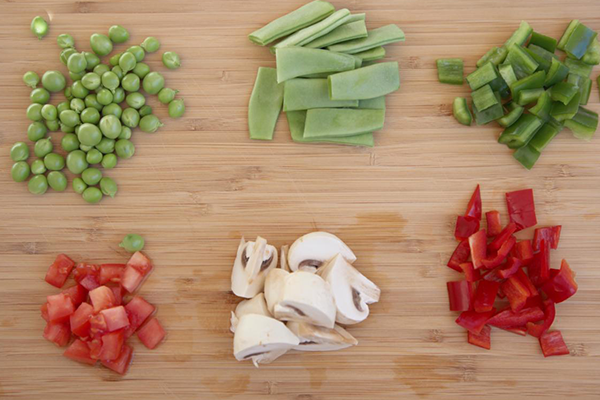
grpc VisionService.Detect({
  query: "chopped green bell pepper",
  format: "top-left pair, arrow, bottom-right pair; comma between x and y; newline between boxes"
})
557,20 -> 580,51
525,44 -> 557,72
453,97 -> 472,126
564,57 -> 593,78
544,58 -> 570,87
498,102 -> 524,128
506,44 -> 539,79
529,120 -> 563,152
472,84 -> 498,111
466,62 -> 498,90
582,39 -> 600,65
513,144 -> 541,170
499,64 -> 518,87
529,31 -> 558,53
510,70 -> 546,100
564,106 -> 598,141
549,82 -> 579,105
529,91 -> 554,121
477,46 -> 508,67
437,58 -> 464,85
505,21 -> 533,48
564,22 -> 597,60
567,74 -> 593,105
550,92 -> 581,121
498,113 -> 543,149
474,92 -> 504,125
517,88 -> 544,106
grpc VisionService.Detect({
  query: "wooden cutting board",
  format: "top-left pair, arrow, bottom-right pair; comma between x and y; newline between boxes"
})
0,0 -> 599,399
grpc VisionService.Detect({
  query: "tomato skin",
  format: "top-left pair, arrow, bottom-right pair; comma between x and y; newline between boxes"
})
100,330 -> 125,361
137,318 -> 166,350
70,302 -> 94,338
74,263 -> 101,290
46,293 -> 76,323
127,252 -> 153,276
63,339 -> 96,365
99,264 -> 125,285
62,284 -> 87,307
100,306 -> 130,332
89,286 -> 117,312
121,265 -> 144,293
43,321 -> 71,347
45,254 -> 75,288
101,344 -> 133,374
124,296 -> 156,337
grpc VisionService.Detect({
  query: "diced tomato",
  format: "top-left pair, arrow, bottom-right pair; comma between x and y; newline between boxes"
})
121,265 -> 144,293
473,280 -> 500,313
43,322 -> 71,347
74,263 -> 101,290
485,211 -> 502,237
46,293 -> 75,323
459,262 -> 481,282
447,280 -> 472,312
45,254 -> 75,288
456,309 -> 495,335
506,189 -> 537,231
465,184 -> 482,220
41,303 -> 49,322
89,286 -> 117,312
137,318 -> 166,350
101,306 -> 130,332
539,331 -> 570,357
487,307 -> 545,329
100,330 -> 125,361
512,240 -> 534,265
124,296 -> 156,337
64,339 -> 96,365
533,226 -> 562,251
62,284 -> 87,307
468,230 -> 487,269
454,216 -> 480,241
488,222 -> 517,252
541,259 -> 578,303
482,236 -> 516,269
498,257 -> 522,279
109,285 -> 124,306
99,264 -> 126,285
101,344 -> 133,375
88,338 -> 103,360
89,313 -> 108,337
467,324 -> 491,350
501,275 -> 530,312
70,302 -> 94,338
127,251 -> 153,276
447,240 -> 470,272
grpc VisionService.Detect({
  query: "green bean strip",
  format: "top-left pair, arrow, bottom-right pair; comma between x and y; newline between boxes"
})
287,110 -> 374,146
353,46 -> 386,62
304,20 -> 368,49
328,62 -> 400,100
248,67 -> 284,140
328,24 -> 405,54
303,108 -> 385,138
276,47 -> 356,83
283,79 -> 358,111
358,96 -> 386,110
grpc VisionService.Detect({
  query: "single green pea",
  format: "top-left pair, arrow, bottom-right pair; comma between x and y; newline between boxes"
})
99,115 -> 122,139
23,71 -> 40,88
113,87 -> 125,104
79,144 -> 93,152
83,52 -> 100,70
139,114 -> 163,133
93,63 -> 110,76
47,171 -> 67,191
90,33 -> 113,57
80,107 -> 101,125
119,52 -> 137,73
11,161 -> 30,182
139,105 -> 153,117
34,138 -> 53,158
70,98 -> 86,113
31,16 -> 48,40
77,123 -> 103,146
121,73 -> 140,92
118,126 -> 132,140
81,72 -> 101,90
86,148 -> 103,164
109,52 -> 122,67
168,98 -> 185,118
41,104 -> 57,120
69,71 -> 85,82
112,66 -> 124,80
121,108 -> 140,128
60,48 -> 77,66
27,103 -> 43,121
61,133 -> 80,152
30,88 -> 50,104
125,92 -> 145,109
127,45 -> 145,62
27,122 -> 47,141
162,51 -> 181,70
97,88 -> 114,106
67,52 -> 87,73
84,94 -> 103,111
100,177 -> 118,198
102,103 -> 122,119
119,233 -> 144,252
141,37 -> 160,53
57,33 -> 75,49
71,80 -> 89,99
158,88 -> 178,104
101,153 -> 118,169
74,125 -> 80,135
28,174 -> 48,195
44,152 -> 65,171
82,167 -> 102,185
82,187 -> 103,203
109,25 -> 129,44
59,110 -> 80,127
45,119 -> 60,131
115,139 -> 135,159
132,62 -> 150,79
142,71 -> 164,95
102,71 -> 120,91
42,70 -> 66,92
60,123 -> 75,133
64,86 -> 73,100
57,101 -> 71,114
66,150 -> 88,174
95,137 -> 115,154
72,177 -> 87,194
31,159 -> 47,175
10,142 -> 29,162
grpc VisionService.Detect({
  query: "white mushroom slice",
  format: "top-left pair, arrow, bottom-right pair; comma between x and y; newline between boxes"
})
233,314 -> 299,367
231,237 -> 278,298
273,271 -> 336,329
264,268 -> 289,315
287,232 -> 356,272
318,254 -> 380,325
230,293 -> 271,333
287,322 -> 358,352
280,245 -> 291,272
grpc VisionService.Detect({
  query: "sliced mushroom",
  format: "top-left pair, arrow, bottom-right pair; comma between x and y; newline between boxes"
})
287,232 -> 356,273
231,237 -> 278,298
273,270 -> 336,329
280,245 -> 291,272
287,321 -> 358,352
233,314 -> 299,367
318,254 -> 380,325
230,293 -> 271,333
264,268 -> 289,315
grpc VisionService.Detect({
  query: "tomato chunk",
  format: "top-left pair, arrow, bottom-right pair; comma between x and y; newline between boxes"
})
89,286 -> 117,312
100,330 -> 126,361
88,338 -> 103,360
41,303 -> 49,322
89,313 -> 108,337
468,230 -> 487,269
137,318 -> 166,349
46,293 -> 75,323
124,296 -> 156,337
468,324 -> 491,350
70,302 -> 94,338
506,189 -> 537,231
109,285 -> 124,306
64,339 -> 96,365
62,284 -> 87,307
127,251 -> 153,276
101,344 -> 133,374
43,322 -> 71,347
74,263 -> 101,290
121,265 -> 144,293
99,264 -> 125,285
101,306 -> 130,332
539,331 -> 570,357
45,254 -> 75,288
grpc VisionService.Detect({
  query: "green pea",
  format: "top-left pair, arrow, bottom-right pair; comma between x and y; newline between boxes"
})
31,159 -> 47,175
113,87 -> 125,104
139,105 -> 153,117
142,72 -> 164,95
60,48 -> 77,66
93,63 -> 110,76
121,73 -> 140,92
70,98 -> 86,113
115,139 -> 135,159
158,88 -> 178,104
59,110 -> 80,127
80,107 -> 100,124
162,51 -> 181,70
66,150 -> 88,174
72,177 -> 87,194
11,142 -> 29,162
78,123 -> 103,146
47,171 -> 67,191
84,94 -> 103,111
125,92 -> 145,109
96,137 -> 115,154
57,33 -> 75,48
28,174 -> 48,195
83,52 -> 100,71
44,153 -> 65,171
119,233 -> 144,252
100,177 -> 118,198
11,161 -> 30,182
57,101 -> 70,114
61,134 -> 80,152
119,52 -> 137,74
82,167 -> 102,185
79,144 -> 93,152
121,108 -> 140,128
132,62 -> 150,79
41,104 -> 57,120
81,72 -> 101,90
86,148 -> 103,164
90,33 -> 113,56
69,71 -> 85,82
127,45 -> 145,62
119,126 -> 132,140
23,71 -> 40,88
34,138 -> 53,158
140,114 -> 163,133
141,37 -> 160,53
101,153 -> 118,169
113,66 -> 125,80
31,16 -> 48,40
102,71 -> 120,91
102,103 -> 122,119
30,88 -> 50,105
61,123 -> 75,133
45,119 -> 60,131
64,87 -> 73,101
97,88 -> 114,106
71,80 -> 89,99
27,122 -> 47,141
82,187 -> 103,203
42,70 -> 66,92
109,52 -> 122,67
169,99 -> 185,118
26,103 -> 43,121
99,115 -> 122,139
109,25 -> 129,44
67,52 -> 87,73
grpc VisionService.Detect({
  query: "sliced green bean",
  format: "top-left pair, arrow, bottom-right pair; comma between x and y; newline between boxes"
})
304,20 -> 367,49
287,110 -> 374,147
303,108 -> 385,138
358,96 -> 386,110
283,79 -> 357,112
353,47 -> 386,62
248,67 -> 284,140
328,24 -> 405,54
276,47 -> 355,83
328,62 -> 400,100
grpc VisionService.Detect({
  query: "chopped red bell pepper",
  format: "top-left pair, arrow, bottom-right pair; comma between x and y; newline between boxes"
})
541,259 -> 578,303
498,257 -> 523,279
447,240 -> 470,272
501,275 -> 530,312
469,230 -> 487,269
482,236 -> 516,269
459,262 -> 481,282
502,326 -> 527,336
515,269 -> 538,298
529,239 -> 550,287
539,331 -> 570,357
506,189 -> 537,231
512,240 -> 534,265
465,184 -> 482,220
482,263 -> 505,283
485,211 -> 502,237
487,306 -> 545,328
456,309 -> 496,335
447,280 -> 473,312
455,216 -> 480,241
497,286 -> 506,299
523,293 -> 544,309
533,226 -> 562,251
468,324 -> 491,349
473,280 -> 500,313
488,222 -> 517,252
526,299 -> 556,338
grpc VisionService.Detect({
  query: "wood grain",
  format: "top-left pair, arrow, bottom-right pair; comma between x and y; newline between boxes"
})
0,0 -> 599,399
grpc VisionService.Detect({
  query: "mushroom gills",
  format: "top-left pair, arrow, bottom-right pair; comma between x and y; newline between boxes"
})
231,236 -> 278,298
287,321 -> 358,352
230,293 -> 271,333
287,231 -> 356,272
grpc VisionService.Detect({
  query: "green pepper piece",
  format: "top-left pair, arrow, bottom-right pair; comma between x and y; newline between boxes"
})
529,91 -> 554,121
286,110 -> 374,147
550,92 -> 581,121
549,82 -> 579,105
582,39 -> 600,65
516,88 -> 544,106
473,92 -> 504,125
453,97 -> 472,126
510,70 -> 546,100
568,74 -> 593,105
248,67 -> 284,140
276,47 -> 355,83
477,46 -> 508,68
437,58 -> 464,85
304,20 -> 368,49
466,62 -> 498,90
564,58 -> 593,78
471,84 -> 498,111
525,45 -> 556,72
498,113 -> 543,149
303,108 -> 385,138
506,44 -> 539,79
544,58 -> 570,87
513,144 -> 541,170
564,22 -> 597,60
499,64 -> 518,87
529,31 -> 558,53
558,20 -> 580,51
564,106 -> 599,141
498,103 -> 524,128
529,120 -> 563,152
505,21 -> 533,48
283,79 -> 357,112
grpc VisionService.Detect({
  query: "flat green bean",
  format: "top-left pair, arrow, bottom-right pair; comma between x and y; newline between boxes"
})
328,24 -> 405,54
248,67 -> 284,140
303,108 -> 385,138
276,47 -> 355,83
328,62 -> 400,100
283,79 -> 358,111
305,20 -> 368,49
353,47 -> 386,62
287,110 -> 374,146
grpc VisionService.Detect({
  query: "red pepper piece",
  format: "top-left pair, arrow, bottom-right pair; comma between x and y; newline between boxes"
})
501,275 -> 530,312
497,286 -> 506,299
487,306 -> 545,328
456,309 -> 496,335
459,262 -> 481,282
502,326 -> 527,336
515,269 -> 538,298
529,239 -> 550,287
498,257 -> 523,279
488,222 -> 517,252
447,281 -> 473,311
523,294 -> 543,309
482,236 -> 516,269
482,263 -> 506,283
473,280 -> 501,313
533,226 -> 562,251
455,216 -> 480,241
447,240 -> 470,272
527,300 -> 556,338
541,259 -> 578,303
465,184 -> 482,220
468,324 -> 491,349
539,331 -> 570,357
506,189 -> 537,231
485,210 -> 502,237
512,240 -> 534,265
468,230 -> 487,269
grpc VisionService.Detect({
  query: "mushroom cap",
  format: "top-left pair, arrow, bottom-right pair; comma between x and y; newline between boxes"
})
287,321 -> 358,352
230,293 -> 271,333
231,237 -> 278,298
287,232 -> 356,272
264,268 -> 289,315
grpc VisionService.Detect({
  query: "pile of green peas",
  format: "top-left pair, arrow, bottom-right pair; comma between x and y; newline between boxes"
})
13,22 -> 186,203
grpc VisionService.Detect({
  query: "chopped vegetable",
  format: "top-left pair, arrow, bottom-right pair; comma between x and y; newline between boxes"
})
328,24 -> 405,54
137,318 -> 166,349
541,259 -> 578,303
455,216 -> 480,241
456,309 -> 496,335
472,84 -> 498,111
452,97 -> 472,126
468,230 -> 487,270
539,331 -> 570,357
482,236 -> 516,269
305,20 -> 368,49
533,226 -> 562,251
516,88 -> 544,106
506,44 -> 539,79
498,113 -> 543,149
506,189 -> 537,230
563,22 -> 597,59
551,92 -> 581,121
473,92 -> 504,125
505,21 -> 533,48
63,339 -> 96,365
328,62 -> 400,100
248,67 -> 284,140
513,145 -> 540,170
477,47 -> 508,67
487,307 -> 545,328
466,62 -> 498,91
303,108 -> 385,138
526,300 -> 556,338
564,106 -> 599,141
488,222 -> 517,252
437,58 -> 464,85
498,102 -> 524,128
468,325 -> 491,350
473,280 -> 501,313
530,31 -> 558,53
565,57 -> 593,77
447,240 -> 470,272
550,82 -> 579,105
528,120 -> 563,152
485,211 -> 502,237
460,262 -> 481,283
45,254 -> 75,288
544,58 -> 570,87
465,185 -> 482,220
513,240 -> 534,265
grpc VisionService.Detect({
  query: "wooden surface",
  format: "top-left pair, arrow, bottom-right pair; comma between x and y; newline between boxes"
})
1,0 -> 600,399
